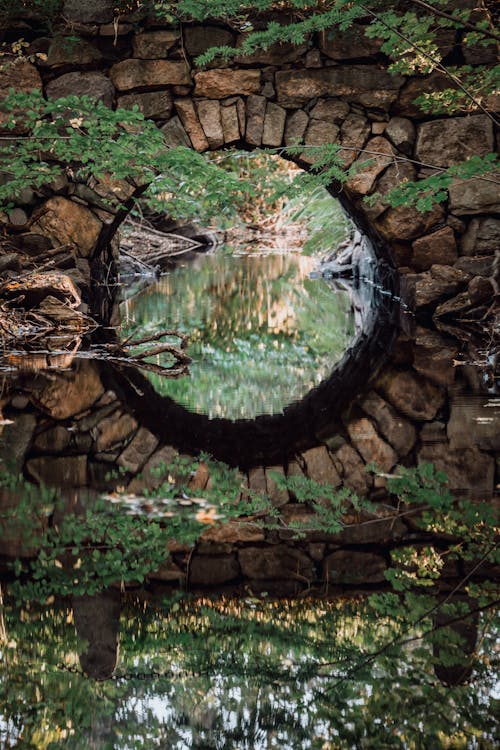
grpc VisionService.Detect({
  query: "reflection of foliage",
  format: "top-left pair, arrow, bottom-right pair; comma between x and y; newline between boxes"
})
122,252 -> 354,418
0,590 -> 498,749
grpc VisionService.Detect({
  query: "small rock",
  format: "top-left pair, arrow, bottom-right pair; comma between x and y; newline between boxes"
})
415,115 -> 494,168
265,466 -> 289,507
245,94 -> 266,146
346,136 -> 393,196
185,26 -> 235,59
302,446 -> 341,487
0,253 -> 21,274
309,98 -> 350,123
161,116 -> 191,147
34,362 -> 104,419
418,443 -> 494,495
31,197 -> 102,258
94,411 -> 138,452
26,455 -> 87,487
454,256 -> 493,278
384,116 -> 415,155
284,109 -> 308,146
175,98 -> 209,151
117,90 -> 173,120
110,60 -> 191,91
331,443 -> 370,497
318,25 -> 382,60
413,327 -> 458,387
461,217 -> 500,256
448,177 -> 500,215
197,99 -> 224,149
132,30 -> 179,58
46,71 -> 115,107
62,0 -> 114,22
468,275 -> 493,304
262,102 -> 286,147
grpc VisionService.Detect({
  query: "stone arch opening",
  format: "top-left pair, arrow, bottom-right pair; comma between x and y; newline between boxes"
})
0,6 -> 497,488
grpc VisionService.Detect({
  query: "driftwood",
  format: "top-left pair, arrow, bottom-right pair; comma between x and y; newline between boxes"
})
120,218 -> 205,273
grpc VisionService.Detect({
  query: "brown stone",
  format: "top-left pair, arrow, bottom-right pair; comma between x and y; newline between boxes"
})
185,26 -> 235,59
33,425 -> 72,452
132,30 -> 179,58
319,25 -> 382,60
448,177 -> 500,215
360,391 -> 416,456
376,204 -> 444,242
334,506 -> 408,544
126,444 -> 178,493
238,545 -> 314,581
339,114 -> 371,167
384,117 -> 415,155
100,22 -> 133,36
0,413 -> 36,472
189,554 -> 240,586
454,255 -> 493,278
265,466 -> 289,507
302,446 -> 341,487
27,455 -> 87,487
411,226 -> 457,271
347,417 -> 398,471
309,98 -> 350,123
461,217 -> 500,256
220,103 -> 240,143
376,368 -> 444,421
262,102 -> 286,147
194,69 -> 261,98
248,466 -> 267,495
0,56 -> 40,133
245,94 -> 266,146
395,73 -> 457,117
331,443 -> 370,497
44,37 -> 102,67
415,115 -> 494,168
346,136 -> 394,196
62,0 -> 114,22
365,161 -> 417,219
234,36 -> 306,65
161,116 -> 191,147
31,197 -> 102,258
413,327 -> 458,387
35,362 -> 104,419
0,485 -> 48,558
117,427 -> 159,474
110,60 -> 191,91
418,443 -> 494,495
189,461 -> 210,491
117,90 -> 173,119
149,559 -> 185,582
284,109 -> 309,146
94,411 -> 138,452
174,98 -> 209,151
324,550 -> 386,584
275,66 -> 403,110
434,291 -> 472,319
468,275 -> 494,304
201,520 -> 265,544
413,264 -> 469,307
197,99 -> 224,149
46,72 -> 114,107
302,120 -> 340,163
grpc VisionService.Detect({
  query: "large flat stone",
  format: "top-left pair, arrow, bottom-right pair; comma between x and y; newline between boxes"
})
376,204 -> 444,242
189,554 -> 240,586
319,25 -> 382,60
448,177 -> 500,215
376,368 -> 444,421
412,226 -> 457,270
110,60 -> 191,91
276,66 -> 403,109
302,446 -> 341,487
194,69 -> 261,98
415,115 -> 494,168
34,362 -> 104,419
31,197 -> 102,258
46,72 -> 114,107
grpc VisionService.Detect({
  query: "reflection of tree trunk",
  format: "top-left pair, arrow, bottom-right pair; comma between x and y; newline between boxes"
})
73,588 -> 120,680
432,596 -> 479,686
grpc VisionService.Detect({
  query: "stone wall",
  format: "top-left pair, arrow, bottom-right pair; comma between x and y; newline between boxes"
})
0,4 -> 499,578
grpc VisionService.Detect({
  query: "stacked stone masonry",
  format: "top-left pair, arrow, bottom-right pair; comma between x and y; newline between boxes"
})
0,6 -> 498,582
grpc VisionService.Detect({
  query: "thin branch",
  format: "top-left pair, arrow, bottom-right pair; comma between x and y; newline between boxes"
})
359,4 -> 500,128
407,0 -> 500,43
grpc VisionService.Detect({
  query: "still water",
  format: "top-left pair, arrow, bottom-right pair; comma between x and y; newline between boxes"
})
121,250 -> 355,419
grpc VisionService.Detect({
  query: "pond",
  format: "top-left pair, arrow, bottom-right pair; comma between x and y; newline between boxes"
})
121,249 -> 356,419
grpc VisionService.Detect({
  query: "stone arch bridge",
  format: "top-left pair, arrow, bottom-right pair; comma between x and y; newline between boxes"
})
0,3 -> 498,537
